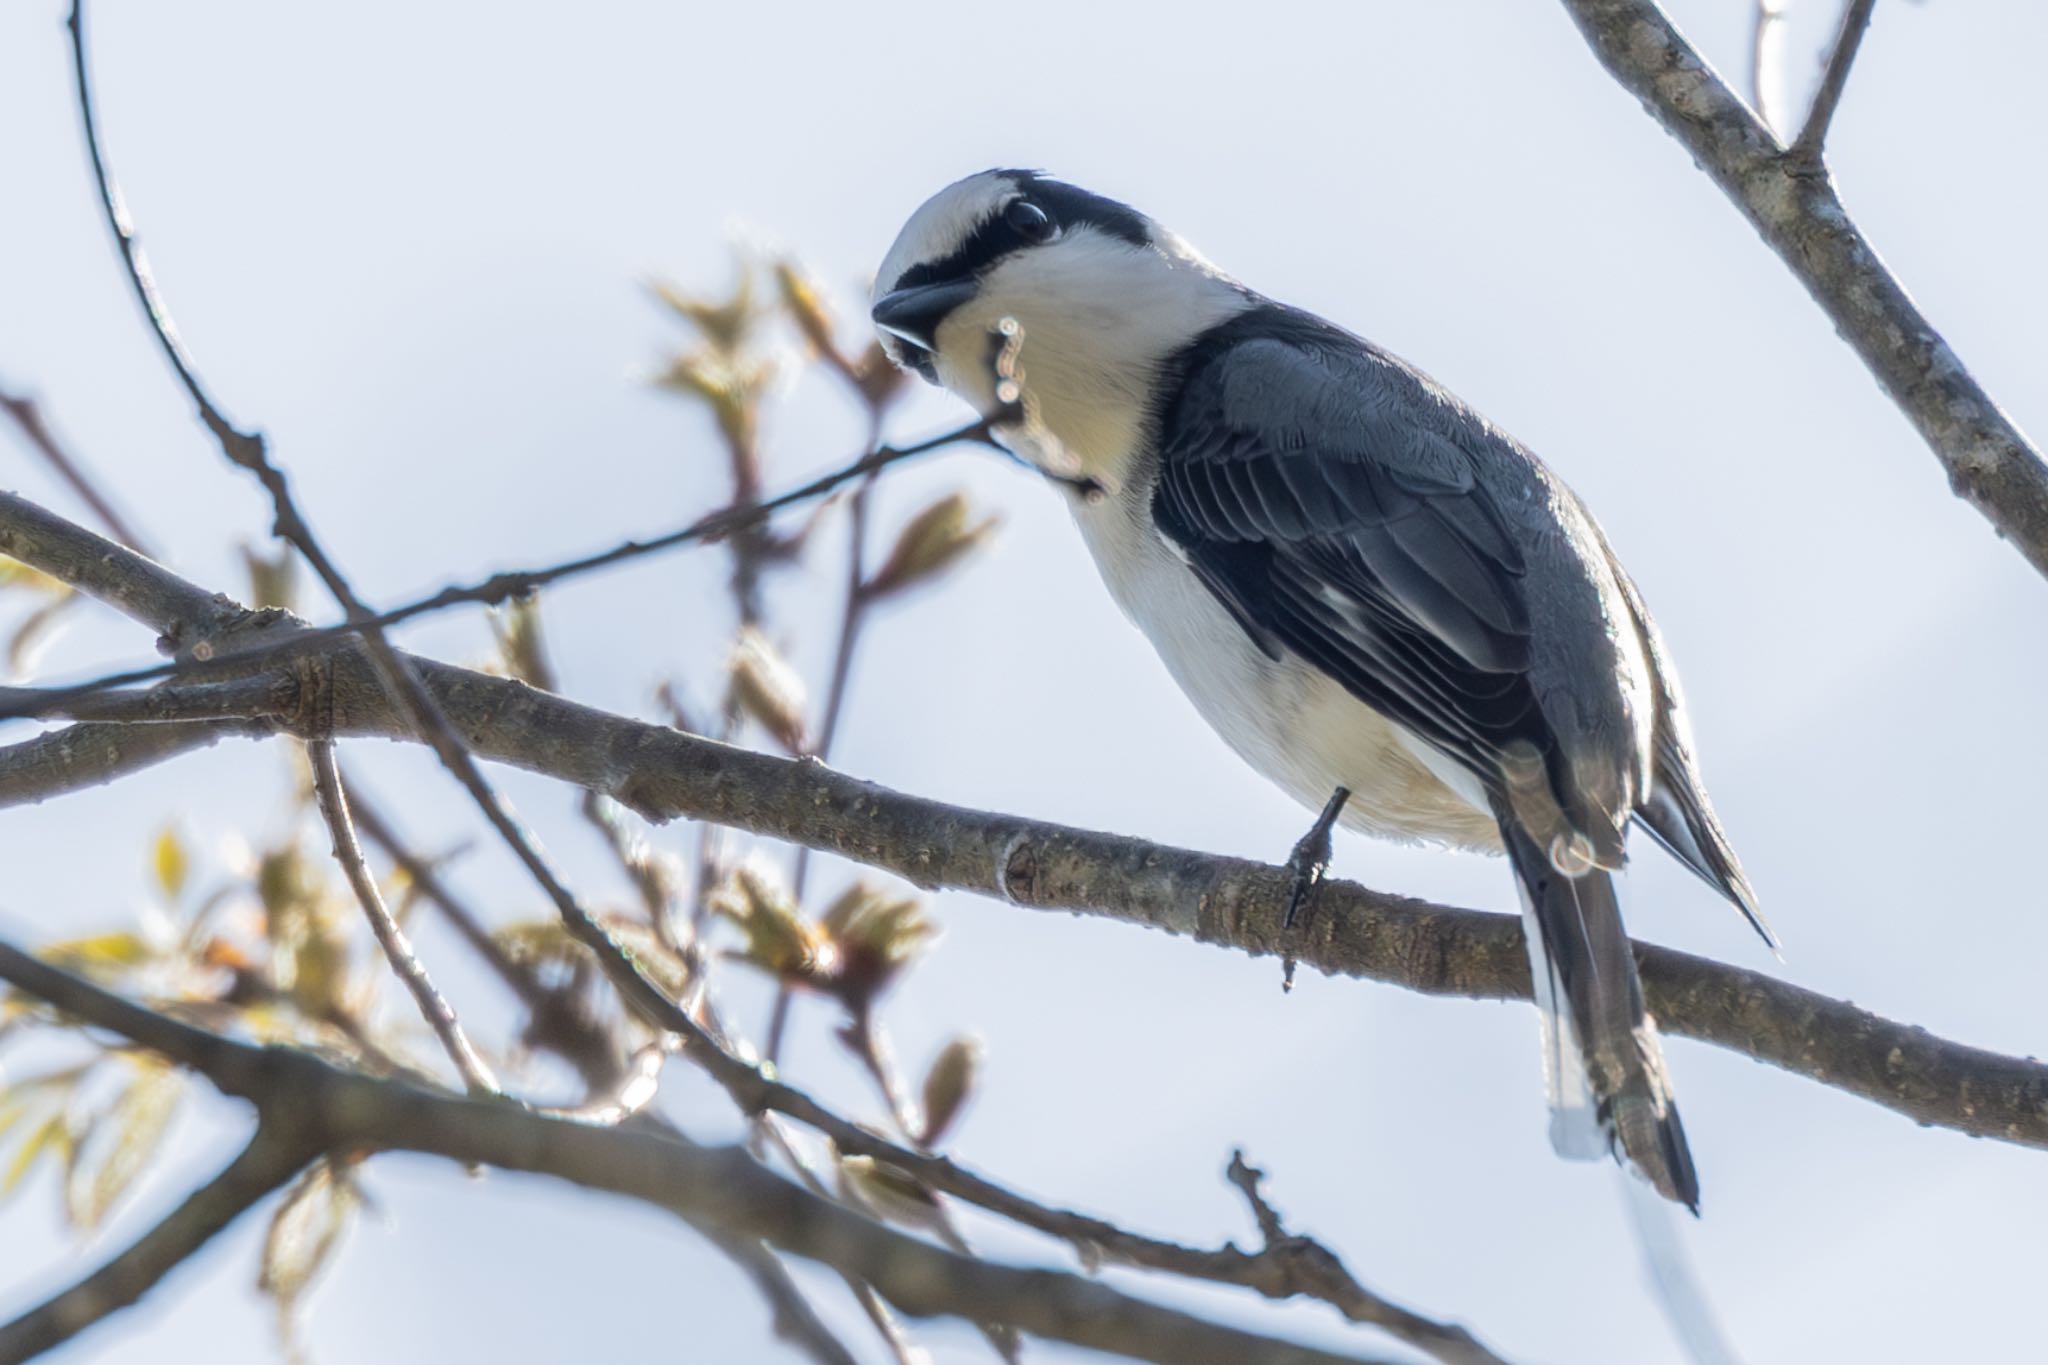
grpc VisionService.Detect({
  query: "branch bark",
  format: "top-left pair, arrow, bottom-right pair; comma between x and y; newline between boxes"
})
1559,0 -> 2048,579
0,943 -> 1400,1365
3,489 -> 2043,1154
0,1130 -> 311,1365
0,719 -> 270,807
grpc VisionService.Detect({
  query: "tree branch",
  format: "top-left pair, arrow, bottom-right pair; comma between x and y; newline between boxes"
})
3,488 -> 2043,1152
0,943 -> 1401,1365
0,384 -> 153,556
0,1129 -> 311,1365
0,718 -> 271,808
1558,0 -> 2048,580
1790,0 -> 1879,164
306,740 -> 498,1095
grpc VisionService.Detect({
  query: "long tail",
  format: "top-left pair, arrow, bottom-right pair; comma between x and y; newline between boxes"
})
1499,816 -> 1699,1211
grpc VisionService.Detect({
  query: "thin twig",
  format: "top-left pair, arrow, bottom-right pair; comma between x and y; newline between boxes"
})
0,675 -> 295,726
772,413 -> 886,1063
0,1128 -> 311,1364
0,423 -> 990,727
307,740 -> 498,1095
712,1233 -> 863,1365
65,1 -> 257,472
1791,0 -> 1878,164
0,384 -> 154,556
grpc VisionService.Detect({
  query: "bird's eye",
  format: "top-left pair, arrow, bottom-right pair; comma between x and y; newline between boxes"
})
1004,199 -> 1056,242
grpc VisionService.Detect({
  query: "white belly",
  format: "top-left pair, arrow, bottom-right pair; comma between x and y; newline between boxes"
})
1073,495 -> 1501,853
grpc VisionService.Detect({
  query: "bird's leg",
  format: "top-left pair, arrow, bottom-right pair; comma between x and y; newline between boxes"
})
1280,786 -> 1350,992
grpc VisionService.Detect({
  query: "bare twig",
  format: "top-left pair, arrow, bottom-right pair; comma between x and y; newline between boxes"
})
0,423 -> 990,728
773,414 -> 888,1063
1791,0 -> 1879,164
714,1234 -> 863,1365
0,675 -> 295,726
350,783 -> 627,1096
65,0 -> 260,478
0,943 -> 1406,1365
1220,1152 -> 1500,1365
1559,0 -> 2048,580
306,740 -> 497,1095
0,1128 -> 311,1364
0,384 -> 153,556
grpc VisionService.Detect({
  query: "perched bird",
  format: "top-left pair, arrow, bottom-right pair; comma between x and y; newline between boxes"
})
871,169 -> 1770,1209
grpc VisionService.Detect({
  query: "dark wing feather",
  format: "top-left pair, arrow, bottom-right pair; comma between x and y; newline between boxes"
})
1151,308 -> 1555,802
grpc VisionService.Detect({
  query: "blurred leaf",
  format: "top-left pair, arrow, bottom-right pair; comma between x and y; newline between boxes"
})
153,825 -> 191,902
0,557 -> 67,594
726,628 -> 808,754
850,340 -> 910,411
242,543 -> 299,612
649,266 -> 763,354
259,1157 -> 360,1365
494,916 -> 692,1006
487,595 -> 557,692
864,492 -> 999,600
38,931 -> 154,980
819,883 -> 936,1009
710,860 -> 827,981
257,844 -> 323,922
289,923 -> 349,1022
918,1035 -> 983,1148
258,843 -> 350,1020
64,1056 -> 184,1230
773,260 -> 840,362
655,350 -> 776,456
838,1155 -> 947,1236
3,1111 -> 74,1199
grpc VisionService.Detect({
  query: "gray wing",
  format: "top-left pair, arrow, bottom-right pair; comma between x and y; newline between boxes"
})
1149,306 -> 1630,862
1150,304 -> 1765,935
1602,548 -> 1773,944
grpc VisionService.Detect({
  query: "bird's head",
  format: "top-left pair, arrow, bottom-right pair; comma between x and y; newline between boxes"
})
872,169 -> 1248,478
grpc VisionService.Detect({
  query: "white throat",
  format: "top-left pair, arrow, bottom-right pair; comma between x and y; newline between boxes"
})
930,230 -> 1252,486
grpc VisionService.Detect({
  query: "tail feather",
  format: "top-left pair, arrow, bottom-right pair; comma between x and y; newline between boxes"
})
1500,812 -> 1699,1211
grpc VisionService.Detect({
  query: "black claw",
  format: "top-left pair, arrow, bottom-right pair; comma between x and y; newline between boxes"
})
1279,787 -> 1351,992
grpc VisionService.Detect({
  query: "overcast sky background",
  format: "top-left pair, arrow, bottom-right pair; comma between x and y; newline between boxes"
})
3,2 -> 2045,1362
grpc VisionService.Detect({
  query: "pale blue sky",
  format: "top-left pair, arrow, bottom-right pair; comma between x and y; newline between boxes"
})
3,2 -> 2045,1362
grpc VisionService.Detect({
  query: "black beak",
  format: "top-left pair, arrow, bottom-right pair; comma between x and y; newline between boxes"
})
871,278 -> 979,352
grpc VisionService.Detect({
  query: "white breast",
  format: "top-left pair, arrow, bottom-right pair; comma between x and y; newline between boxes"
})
1071,491 -> 1502,853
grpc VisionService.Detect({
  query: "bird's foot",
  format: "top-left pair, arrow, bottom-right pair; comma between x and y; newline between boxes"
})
1280,786 -> 1350,992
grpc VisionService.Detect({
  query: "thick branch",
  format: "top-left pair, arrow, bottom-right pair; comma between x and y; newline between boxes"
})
1559,0 -> 2048,579
0,1130 -> 310,1364
5,492 -> 2045,1152
0,490 -> 248,650
0,719 -> 270,807
0,944 -> 1396,1365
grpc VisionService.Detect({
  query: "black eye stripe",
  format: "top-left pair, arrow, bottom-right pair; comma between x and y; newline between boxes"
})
889,171 -> 1152,293
892,210 -> 1037,292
